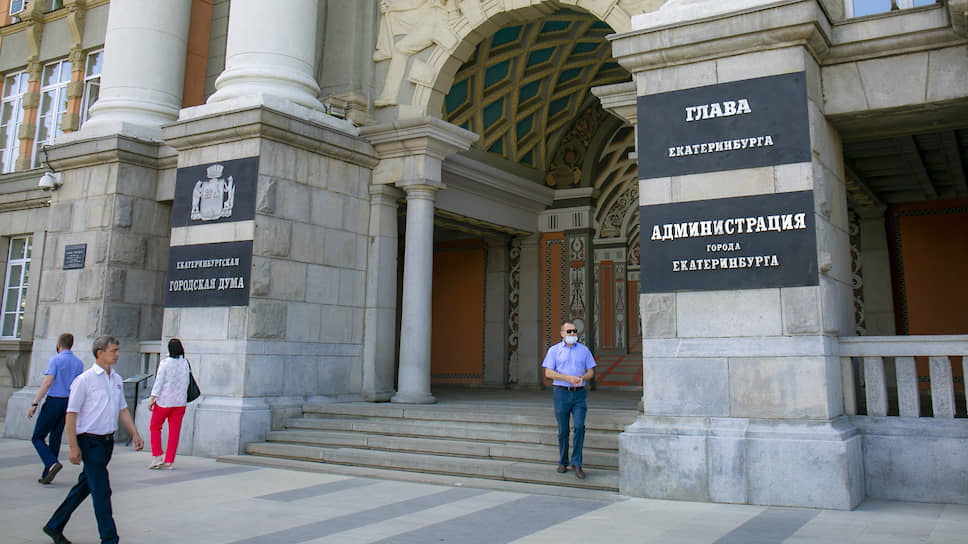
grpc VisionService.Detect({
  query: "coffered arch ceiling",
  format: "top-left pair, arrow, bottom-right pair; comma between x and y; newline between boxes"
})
443,9 -> 630,175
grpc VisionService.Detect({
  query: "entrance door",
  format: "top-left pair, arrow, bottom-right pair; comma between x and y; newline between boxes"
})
431,239 -> 486,384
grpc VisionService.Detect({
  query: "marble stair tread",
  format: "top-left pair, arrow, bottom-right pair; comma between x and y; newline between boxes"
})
283,417 -> 621,449
217,454 -> 622,500
266,429 -> 618,468
239,443 -> 618,491
302,402 -> 638,431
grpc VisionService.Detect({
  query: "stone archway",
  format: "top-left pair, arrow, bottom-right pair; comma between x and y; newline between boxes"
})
372,0 -> 664,116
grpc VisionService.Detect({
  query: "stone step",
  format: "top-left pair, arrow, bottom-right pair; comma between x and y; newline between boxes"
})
284,416 -> 621,450
243,442 -> 618,492
217,455 -> 622,501
267,429 -> 619,468
302,402 -> 638,431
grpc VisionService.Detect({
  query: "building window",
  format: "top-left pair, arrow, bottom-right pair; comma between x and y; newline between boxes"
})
1,71 -> 28,173
9,0 -> 27,17
848,0 -> 937,17
80,50 -> 103,127
1,235 -> 31,338
32,59 -> 71,168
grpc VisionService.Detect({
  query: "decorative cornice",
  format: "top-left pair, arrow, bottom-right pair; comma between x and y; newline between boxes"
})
611,0 -> 832,73
164,103 -> 379,169
42,133 -> 176,172
611,1 -> 964,74
442,153 -> 555,212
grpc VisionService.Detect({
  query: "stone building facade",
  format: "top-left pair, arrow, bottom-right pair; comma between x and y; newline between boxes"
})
1,0 -> 966,508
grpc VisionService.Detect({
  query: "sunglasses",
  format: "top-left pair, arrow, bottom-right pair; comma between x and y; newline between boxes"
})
564,329 -> 578,334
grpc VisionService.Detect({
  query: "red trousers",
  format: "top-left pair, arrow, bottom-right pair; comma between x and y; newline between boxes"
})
149,404 -> 186,463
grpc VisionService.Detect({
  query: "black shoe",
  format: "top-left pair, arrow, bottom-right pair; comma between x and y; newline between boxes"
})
574,466 -> 586,479
40,462 -> 62,485
556,464 -> 568,473
43,526 -> 71,544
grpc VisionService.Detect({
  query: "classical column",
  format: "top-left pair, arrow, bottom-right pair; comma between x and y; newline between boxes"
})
207,0 -> 323,110
360,117 -> 479,404
393,182 -> 439,403
79,0 -> 192,140
362,184 -> 404,401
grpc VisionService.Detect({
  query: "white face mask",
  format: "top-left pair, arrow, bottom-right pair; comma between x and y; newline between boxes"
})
564,335 -> 578,345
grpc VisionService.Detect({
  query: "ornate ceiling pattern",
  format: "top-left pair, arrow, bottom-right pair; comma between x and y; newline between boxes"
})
594,126 -> 638,240
443,9 -> 629,172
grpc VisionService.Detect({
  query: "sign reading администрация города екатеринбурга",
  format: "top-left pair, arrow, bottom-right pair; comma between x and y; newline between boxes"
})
164,240 -> 253,307
640,191 -> 818,293
637,72 -> 810,178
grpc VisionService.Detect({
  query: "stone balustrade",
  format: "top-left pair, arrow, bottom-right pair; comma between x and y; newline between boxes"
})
840,335 -> 968,418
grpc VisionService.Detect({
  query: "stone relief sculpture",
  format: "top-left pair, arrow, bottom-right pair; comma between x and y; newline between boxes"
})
373,0 -> 460,107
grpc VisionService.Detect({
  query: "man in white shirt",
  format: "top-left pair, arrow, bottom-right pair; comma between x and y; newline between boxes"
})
43,336 -> 144,544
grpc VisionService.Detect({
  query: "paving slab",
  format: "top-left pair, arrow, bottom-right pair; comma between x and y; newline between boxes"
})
2,435 -> 966,544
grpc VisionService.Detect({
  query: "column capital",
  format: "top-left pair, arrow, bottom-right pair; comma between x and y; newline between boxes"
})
592,81 -> 637,125
396,179 -> 444,197
369,183 -> 405,204
360,117 -> 479,161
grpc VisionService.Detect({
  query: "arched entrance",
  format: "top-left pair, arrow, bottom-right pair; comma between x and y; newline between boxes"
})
373,5 -> 652,390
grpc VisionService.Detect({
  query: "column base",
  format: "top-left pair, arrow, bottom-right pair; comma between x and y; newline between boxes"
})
620,415 -> 864,510
391,392 -> 437,404
3,388 -> 40,438
363,389 -> 395,402
187,396 -> 271,457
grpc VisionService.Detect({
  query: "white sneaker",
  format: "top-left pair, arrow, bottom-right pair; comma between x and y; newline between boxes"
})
161,462 -> 174,470
148,455 -> 164,469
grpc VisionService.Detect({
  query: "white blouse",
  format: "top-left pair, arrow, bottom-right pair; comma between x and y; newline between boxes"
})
150,356 -> 190,408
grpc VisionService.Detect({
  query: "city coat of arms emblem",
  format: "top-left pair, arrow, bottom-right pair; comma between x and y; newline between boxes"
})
191,163 -> 235,221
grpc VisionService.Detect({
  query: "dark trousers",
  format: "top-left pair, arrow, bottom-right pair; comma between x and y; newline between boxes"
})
553,386 -> 588,468
46,433 -> 118,544
31,396 -> 68,472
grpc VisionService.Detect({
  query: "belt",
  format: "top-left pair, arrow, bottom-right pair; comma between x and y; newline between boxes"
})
79,432 -> 114,441
555,385 -> 585,392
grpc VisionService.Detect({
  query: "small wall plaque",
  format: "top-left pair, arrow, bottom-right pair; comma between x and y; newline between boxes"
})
63,244 -> 87,270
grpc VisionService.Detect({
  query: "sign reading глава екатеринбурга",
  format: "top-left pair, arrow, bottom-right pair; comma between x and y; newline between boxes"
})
640,191 -> 818,293
171,156 -> 258,227
637,72 -> 810,178
164,240 -> 253,307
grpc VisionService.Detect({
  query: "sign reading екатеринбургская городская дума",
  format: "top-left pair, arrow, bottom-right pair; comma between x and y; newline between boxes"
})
637,72 -> 817,293
165,156 -> 258,308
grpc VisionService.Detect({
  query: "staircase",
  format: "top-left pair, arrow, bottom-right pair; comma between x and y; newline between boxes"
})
221,396 -> 639,493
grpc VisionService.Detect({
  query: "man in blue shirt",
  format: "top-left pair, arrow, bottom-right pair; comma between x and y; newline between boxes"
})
542,321 -> 596,479
27,333 -> 84,485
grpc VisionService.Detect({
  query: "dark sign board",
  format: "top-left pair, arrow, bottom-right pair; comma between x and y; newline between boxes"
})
640,190 -> 818,293
63,243 -> 86,270
164,240 -> 253,307
637,72 -> 810,179
171,156 -> 258,228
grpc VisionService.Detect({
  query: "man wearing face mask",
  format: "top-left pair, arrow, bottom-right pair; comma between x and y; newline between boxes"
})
541,322 -> 596,479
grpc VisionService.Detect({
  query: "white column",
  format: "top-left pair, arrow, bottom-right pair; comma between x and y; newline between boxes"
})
362,184 -> 403,401
79,0 -> 191,141
207,0 -> 323,110
392,182 -> 439,404
360,118 -> 479,405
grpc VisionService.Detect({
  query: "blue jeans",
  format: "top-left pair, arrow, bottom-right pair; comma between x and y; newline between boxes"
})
31,396 -> 68,473
46,433 -> 118,544
553,386 -> 588,468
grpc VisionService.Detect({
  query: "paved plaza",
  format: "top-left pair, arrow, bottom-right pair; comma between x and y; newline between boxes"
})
1,428 -> 965,544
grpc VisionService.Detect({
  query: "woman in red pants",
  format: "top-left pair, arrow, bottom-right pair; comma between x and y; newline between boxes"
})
147,338 -> 191,469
